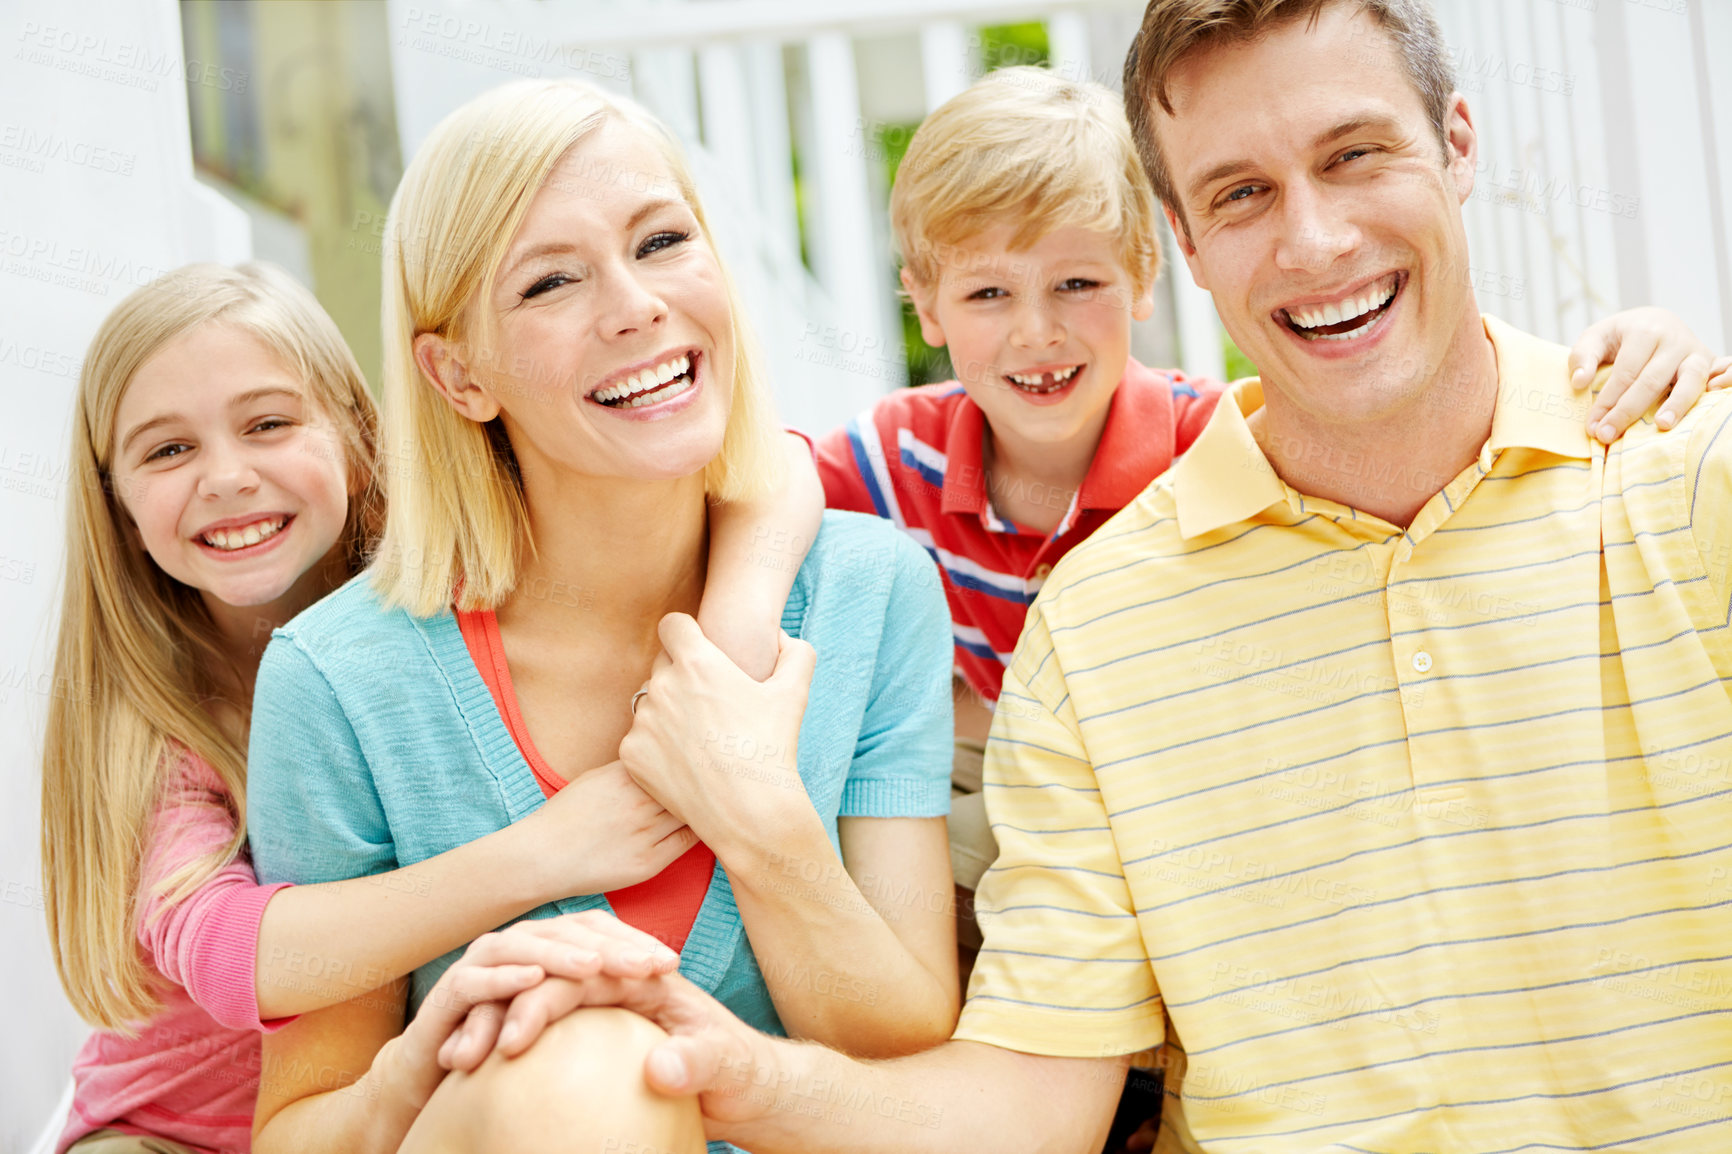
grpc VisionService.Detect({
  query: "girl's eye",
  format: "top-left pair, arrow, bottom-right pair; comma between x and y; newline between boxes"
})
638,230 -> 690,258
249,417 -> 293,434
521,273 -> 573,300
145,442 -> 190,462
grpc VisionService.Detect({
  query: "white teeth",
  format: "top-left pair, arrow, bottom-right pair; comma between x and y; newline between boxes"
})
1286,277 -> 1398,332
202,516 -> 285,552
592,353 -> 692,404
1007,365 -> 1080,388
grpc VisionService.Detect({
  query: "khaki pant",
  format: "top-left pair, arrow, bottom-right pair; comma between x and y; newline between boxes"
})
948,737 -> 999,955
68,1132 -> 201,1154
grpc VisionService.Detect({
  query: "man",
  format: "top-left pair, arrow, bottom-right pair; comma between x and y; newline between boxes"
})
449,3 -> 1732,1150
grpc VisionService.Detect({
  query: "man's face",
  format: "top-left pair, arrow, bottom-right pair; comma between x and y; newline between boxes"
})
1155,5 -> 1481,429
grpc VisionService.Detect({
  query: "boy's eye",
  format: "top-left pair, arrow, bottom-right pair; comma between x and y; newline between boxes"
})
638,230 -> 690,258
967,286 -> 1007,301
521,273 -> 574,300
1058,278 -> 1100,292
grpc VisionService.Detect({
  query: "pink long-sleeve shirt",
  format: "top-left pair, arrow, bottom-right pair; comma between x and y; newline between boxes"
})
59,750 -> 291,1154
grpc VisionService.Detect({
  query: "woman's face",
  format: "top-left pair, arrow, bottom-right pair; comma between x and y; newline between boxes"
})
472,119 -> 735,487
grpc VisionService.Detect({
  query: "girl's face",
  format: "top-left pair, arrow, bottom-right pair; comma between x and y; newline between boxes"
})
466,118 -> 735,486
111,322 -> 352,617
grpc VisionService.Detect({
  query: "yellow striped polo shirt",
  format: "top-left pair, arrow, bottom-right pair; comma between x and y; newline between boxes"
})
955,317 -> 1732,1152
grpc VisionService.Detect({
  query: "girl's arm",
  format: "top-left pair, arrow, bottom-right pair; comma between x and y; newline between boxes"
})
255,759 -> 695,1018
1567,307 -> 1723,440
621,549 -> 960,1057
698,431 -> 824,681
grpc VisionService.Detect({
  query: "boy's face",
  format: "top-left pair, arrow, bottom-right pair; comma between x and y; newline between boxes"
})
904,224 -> 1153,454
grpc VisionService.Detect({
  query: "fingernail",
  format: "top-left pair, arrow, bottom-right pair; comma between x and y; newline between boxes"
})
648,1048 -> 686,1086
1658,412 -> 1675,429
500,1022 -> 520,1048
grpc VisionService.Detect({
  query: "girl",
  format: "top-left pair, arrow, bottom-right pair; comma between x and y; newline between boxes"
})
244,78 -> 961,1153
41,261 -> 818,1153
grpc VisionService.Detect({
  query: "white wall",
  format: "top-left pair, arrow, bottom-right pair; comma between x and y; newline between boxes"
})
1436,0 -> 1730,348
0,0 -> 248,1145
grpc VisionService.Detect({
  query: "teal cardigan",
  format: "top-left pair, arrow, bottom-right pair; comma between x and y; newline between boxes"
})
248,511 -> 953,1040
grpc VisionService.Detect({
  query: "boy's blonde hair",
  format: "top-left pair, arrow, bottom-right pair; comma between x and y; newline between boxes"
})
891,66 -> 1161,299
372,78 -> 785,617
41,262 -> 380,1032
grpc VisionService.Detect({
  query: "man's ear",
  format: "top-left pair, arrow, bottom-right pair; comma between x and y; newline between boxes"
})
900,267 -> 949,349
413,331 -> 501,423
1163,206 -> 1208,291
1444,92 -> 1478,204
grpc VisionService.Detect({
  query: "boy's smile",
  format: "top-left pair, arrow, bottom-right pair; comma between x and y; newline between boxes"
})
905,224 -> 1154,456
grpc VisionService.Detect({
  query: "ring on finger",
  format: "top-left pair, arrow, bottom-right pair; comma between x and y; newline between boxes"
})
630,688 -> 649,714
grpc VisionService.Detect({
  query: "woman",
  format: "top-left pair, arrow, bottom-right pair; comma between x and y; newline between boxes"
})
245,79 -> 959,1152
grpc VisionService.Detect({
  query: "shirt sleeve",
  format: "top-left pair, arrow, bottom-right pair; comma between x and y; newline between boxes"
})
247,633 -> 398,889
1167,370 -> 1227,457
1685,393 -> 1732,615
813,417 -> 883,517
953,602 -> 1167,1059
136,752 -> 293,1031
836,533 -> 953,819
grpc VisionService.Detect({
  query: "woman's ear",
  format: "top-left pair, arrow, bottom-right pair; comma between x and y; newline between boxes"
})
414,331 -> 502,422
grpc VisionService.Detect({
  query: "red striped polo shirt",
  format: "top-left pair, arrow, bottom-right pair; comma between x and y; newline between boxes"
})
813,359 -> 1222,702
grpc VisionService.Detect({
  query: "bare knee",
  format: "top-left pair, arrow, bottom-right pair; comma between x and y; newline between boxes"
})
399,1008 -> 705,1154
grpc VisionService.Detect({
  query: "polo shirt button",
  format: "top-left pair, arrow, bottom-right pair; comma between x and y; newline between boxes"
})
1411,650 -> 1433,674
1034,563 -> 1053,580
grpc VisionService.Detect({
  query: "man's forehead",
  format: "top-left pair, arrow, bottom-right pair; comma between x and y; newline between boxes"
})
1152,8 -> 1412,179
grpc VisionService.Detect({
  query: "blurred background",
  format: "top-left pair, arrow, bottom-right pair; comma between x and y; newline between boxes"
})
4,0 -> 1730,1145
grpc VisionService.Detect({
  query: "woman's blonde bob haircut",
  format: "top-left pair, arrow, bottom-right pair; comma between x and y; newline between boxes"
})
42,262 -> 379,1031
373,78 -> 785,617
891,66 -> 1162,300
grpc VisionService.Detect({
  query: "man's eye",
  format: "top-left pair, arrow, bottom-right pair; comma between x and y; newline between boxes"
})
1337,147 -> 1374,164
521,273 -> 573,300
638,230 -> 690,257
1224,184 -> 1259,203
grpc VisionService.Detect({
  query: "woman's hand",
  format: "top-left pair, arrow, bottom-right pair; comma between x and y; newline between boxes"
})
519,760 -> 699,901
619,614 -> 817,857
1567,308 -> 1722,440
432,912 -> 684,1072
392,914 -> 680,1085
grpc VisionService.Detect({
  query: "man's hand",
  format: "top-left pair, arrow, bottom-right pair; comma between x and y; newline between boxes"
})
1567,307 -> 1722,441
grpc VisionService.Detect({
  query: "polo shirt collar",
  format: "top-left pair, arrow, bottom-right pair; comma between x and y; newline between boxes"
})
1482,314 -> 1594,460
1173,379 -> 1287,540
939,361 -> 1179,522
1173,315 -> 1589,540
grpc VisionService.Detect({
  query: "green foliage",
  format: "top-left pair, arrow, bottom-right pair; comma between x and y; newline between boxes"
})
1222,329 -> 1258,382
977,22 -> 1050,72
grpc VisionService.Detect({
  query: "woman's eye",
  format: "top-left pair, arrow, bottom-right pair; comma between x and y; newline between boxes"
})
521,273 -> 573,300
638,230 -> 690,258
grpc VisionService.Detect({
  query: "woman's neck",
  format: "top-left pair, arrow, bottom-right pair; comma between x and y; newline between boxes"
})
499,467 -> 709,648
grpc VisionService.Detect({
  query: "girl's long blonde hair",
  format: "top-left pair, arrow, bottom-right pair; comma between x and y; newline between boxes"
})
41,262 -> 380,1032
371,78 -> 785,617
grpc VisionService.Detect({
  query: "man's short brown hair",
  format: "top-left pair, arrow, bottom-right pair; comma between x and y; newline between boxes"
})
1122,0 -> 1455,230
